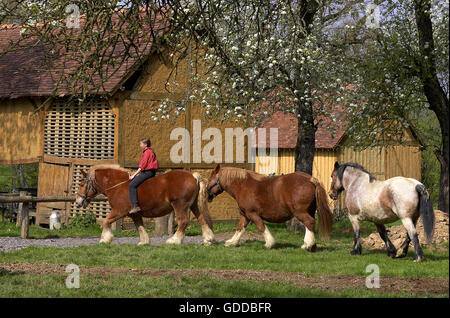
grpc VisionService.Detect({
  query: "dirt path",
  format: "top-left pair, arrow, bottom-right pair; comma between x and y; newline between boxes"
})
0,232 -> 264,252
0,261 -> 447,295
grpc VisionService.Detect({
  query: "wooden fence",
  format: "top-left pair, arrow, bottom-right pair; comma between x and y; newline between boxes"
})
0,192 -> 107,239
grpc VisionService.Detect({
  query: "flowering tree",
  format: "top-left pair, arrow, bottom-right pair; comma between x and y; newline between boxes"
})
329,0 -> 449,212
158,0 -> 352,174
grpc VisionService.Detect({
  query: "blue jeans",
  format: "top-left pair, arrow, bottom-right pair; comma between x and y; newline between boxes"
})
129,170 -> 156,205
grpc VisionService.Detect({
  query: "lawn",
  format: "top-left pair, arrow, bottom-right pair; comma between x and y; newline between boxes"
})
0,218 -> 448,298
0,271 -> 444,298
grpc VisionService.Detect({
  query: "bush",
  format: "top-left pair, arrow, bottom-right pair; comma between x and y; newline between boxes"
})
69,212 -> 97,228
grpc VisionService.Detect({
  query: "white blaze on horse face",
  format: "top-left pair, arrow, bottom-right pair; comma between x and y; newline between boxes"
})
75,195 -> 83,206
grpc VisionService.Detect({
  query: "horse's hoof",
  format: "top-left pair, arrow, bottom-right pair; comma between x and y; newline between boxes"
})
224,240 -> 237,247
387,249 -> 397,258
137,241 -> 149,246
166,239 -> 182,245
350,249 -> 361,255
203,241 -> 213,246
395,250 -> 407,258
414,256 -> 424,263
265,241 -> 275,249
301,244 -> 316,252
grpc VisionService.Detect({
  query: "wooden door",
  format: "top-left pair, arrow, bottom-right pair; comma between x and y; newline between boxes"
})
36,162 -> 70,225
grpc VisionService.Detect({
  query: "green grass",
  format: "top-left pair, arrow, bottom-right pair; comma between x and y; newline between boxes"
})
0,220 -> 448,279
0,271 -> 445,298
0,163 -> 38,192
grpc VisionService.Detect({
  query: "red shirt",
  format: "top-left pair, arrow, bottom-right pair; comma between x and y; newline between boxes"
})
139,147 -> 159,171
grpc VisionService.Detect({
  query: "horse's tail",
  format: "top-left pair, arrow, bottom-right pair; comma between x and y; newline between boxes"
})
192,172 -> 213,229
310,177 -> 333,240
416,184 -> 435,244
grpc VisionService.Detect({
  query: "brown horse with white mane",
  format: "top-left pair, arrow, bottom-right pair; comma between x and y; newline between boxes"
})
206,164 -> 333,251
75,165 -> 214,246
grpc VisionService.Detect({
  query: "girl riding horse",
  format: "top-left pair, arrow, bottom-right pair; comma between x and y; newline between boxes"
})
128,138 -> 159,214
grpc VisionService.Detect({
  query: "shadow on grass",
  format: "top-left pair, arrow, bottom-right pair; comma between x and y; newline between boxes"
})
0,268 -> 24,277
272,242 -> 301,249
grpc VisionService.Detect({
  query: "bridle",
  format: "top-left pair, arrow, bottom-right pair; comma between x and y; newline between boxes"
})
76,173 -> 98,205
207,175 -> 223,199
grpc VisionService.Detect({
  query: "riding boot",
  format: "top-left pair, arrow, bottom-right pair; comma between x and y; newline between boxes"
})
129,203 -> 141,214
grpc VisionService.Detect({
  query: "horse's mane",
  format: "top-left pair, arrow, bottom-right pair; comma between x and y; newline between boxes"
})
90,164 -> 131,174
219,167 -> 267,186
337,162 -> 376,183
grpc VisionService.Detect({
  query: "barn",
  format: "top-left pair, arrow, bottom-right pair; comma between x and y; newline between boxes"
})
0,22 -> 250,228
0,22 -> 422,228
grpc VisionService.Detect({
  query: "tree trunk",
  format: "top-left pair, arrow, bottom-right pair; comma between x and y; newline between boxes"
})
286,217 -> 305,232
413,0 -> 449,213
294,102 -> 316,175
154,215 -> 170,236
14,164 -> 28,188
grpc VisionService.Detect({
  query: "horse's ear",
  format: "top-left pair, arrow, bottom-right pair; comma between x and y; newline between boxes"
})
81,169 -> 87,177
214,164 -> 221,174
334,161 -> 340,170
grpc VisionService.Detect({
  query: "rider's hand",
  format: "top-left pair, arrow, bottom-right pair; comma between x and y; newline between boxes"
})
129,174 -> 135,180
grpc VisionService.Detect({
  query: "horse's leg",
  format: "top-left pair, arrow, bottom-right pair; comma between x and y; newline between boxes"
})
100,210 -> 122,244
396,214 -> 419,258
166,202 -> 189,245
130,213 -> 150,246
400,217 -> 424,262
224,215 -> 250,247
246,212 -> 275,249
295,211 -> 317,252
396,233 -> 411,258
375,224 -> 397,258
190,204 -> 214,246
348,214 -> 362,255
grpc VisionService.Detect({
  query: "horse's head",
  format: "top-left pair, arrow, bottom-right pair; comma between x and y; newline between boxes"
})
207,164 -> 224,202
329,161 -> 344,200
75,170 -> 98,208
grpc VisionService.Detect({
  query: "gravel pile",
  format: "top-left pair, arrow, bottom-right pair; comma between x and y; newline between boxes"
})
362,210 -> 449,250
0,235 -> 226,253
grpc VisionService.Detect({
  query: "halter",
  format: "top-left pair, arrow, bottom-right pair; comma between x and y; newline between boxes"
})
207,175 -> 223,198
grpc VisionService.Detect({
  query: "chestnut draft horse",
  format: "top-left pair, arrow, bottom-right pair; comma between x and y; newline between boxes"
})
75,165 -> 214,246
206,164 -> 333,251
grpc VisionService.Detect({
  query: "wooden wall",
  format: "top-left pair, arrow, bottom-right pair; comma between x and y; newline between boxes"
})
385,145 -> 421,181
0,98 -> 43,164
36,97 -> 118,225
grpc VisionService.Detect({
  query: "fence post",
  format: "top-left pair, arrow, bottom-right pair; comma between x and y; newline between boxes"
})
16,191 -> 27,227
154,215 -> 169,237
21,200 -> 30,239
111,218 -> 122,233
